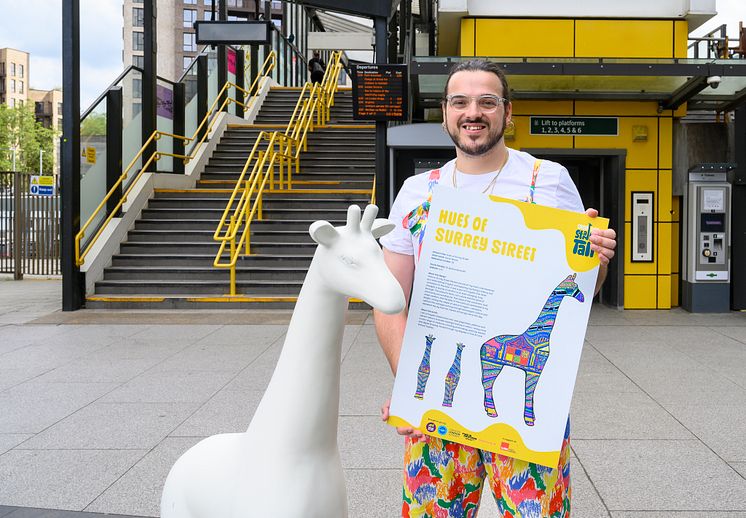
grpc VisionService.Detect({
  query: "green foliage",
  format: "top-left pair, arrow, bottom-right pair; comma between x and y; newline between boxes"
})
0,103 -> 58,174
80,113 -> 106,137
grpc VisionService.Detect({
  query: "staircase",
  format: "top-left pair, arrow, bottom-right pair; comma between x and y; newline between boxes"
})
87,87 -> 376,308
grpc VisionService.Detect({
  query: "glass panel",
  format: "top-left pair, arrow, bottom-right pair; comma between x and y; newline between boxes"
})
279,37 -> 286,85
122,68 -> 144,192
79,97 -> 107,251
207,48 -> 219,109
156,79 -> 174,171
183,56 -> 200,140
227,47 -> 237,109
692,76 -> 746,97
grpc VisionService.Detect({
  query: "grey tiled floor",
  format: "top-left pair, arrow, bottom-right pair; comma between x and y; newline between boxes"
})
1,279 -> 746,517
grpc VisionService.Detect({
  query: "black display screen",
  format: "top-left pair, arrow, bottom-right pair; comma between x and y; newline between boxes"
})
700,213 -> 725,232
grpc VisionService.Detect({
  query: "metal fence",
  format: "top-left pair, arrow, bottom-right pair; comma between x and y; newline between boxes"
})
0,171 -> 61,278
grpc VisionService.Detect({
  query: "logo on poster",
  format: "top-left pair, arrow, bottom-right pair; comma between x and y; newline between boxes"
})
426,422 -> 436,433
572,223 -> 594,258
437,425 -> 448,436
500,442 -> 510,451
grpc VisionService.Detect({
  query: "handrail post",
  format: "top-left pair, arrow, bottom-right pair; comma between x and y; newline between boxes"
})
13,171 -> 23,280
106,86 -> 123,218
142,0 -> 157,165
173,82 -> 185,174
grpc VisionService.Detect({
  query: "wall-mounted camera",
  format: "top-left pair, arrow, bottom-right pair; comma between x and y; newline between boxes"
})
707,76 -> 722,89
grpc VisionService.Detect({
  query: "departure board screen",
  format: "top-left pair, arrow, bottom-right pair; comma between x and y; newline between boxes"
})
351,64 -> 408,121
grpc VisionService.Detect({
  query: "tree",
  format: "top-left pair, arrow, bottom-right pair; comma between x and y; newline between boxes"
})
0,103 -> 58,174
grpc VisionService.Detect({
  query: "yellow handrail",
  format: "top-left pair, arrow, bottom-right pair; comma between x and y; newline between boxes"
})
74,51 -> 277,267
212,51 -> 345,295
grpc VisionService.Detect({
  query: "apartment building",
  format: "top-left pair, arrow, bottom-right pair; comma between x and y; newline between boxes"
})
0,48 -> 30,108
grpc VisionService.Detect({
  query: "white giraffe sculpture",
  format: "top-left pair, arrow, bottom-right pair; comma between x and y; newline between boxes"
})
161,204 -> 405,518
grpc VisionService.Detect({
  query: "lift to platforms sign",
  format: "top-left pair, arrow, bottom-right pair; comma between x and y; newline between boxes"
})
387,186 -> 607,467
530,116 -> 618,136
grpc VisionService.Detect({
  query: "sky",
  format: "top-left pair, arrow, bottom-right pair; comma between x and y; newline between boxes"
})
0,0 -> 744,111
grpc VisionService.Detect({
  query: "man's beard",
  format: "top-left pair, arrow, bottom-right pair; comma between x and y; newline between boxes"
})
445,115 -> 506,157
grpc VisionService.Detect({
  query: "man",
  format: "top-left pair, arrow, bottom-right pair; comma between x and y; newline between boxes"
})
375,59 -> 617,517
308,51 -> 326,84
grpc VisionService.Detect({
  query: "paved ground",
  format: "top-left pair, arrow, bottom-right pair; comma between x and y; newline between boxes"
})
1,279 -> 746,517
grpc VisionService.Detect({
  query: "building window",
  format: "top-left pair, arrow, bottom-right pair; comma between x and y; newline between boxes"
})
183,32 -> 196,52
10,98 -> 15,107
18,81 -> 23,94
183,56 -> 193,70
0,62 -> 5,75
204,10 -> 214,20
184,0 -> 196,3
133,102 -> 142,116
10,79 -> 15,93
133,31 -> 144,51
132,55 -> 144,69
183,9 -> 197,27
18,64 -> 24,79
58,102 -> 63,115
58,117 -> 63,128
133,78 -> 142,99
10,62 -> 16,76
133,7 -> 144,27
17,99 -> 23,107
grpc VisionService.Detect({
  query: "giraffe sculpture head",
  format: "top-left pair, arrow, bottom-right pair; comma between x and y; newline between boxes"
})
309,204 -> 405,314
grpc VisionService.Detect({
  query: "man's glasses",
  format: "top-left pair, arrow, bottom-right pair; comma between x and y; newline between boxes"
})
445,94 -> 507,113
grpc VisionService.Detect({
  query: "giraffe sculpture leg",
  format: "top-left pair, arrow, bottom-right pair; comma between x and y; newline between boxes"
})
480,361 -> 504,417
523,372 -> 540,426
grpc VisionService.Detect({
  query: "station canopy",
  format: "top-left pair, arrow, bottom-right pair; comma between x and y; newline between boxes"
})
411,57 -> 746,112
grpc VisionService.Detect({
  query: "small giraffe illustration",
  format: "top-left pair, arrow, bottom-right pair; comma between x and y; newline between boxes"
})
480,273 -> 584,426
442,342 -> 465,407
414,334 -> 435,399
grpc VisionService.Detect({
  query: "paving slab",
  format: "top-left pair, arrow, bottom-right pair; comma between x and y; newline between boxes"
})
98,369 -> 235,404
572,439 -> 746,511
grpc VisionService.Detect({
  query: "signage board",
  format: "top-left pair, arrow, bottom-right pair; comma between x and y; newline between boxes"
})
194,21 -> 270,45
29,175 -> 55,197
530,117 -> 618,136
351,64 -> 408,121
82,146 -> 96,164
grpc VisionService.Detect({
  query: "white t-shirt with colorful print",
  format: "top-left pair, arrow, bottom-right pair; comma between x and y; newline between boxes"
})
380,148 -> 585,263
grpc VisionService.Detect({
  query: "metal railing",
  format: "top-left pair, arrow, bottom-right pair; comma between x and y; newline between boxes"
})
212,51 -> 344,295
74,51 -> 277,267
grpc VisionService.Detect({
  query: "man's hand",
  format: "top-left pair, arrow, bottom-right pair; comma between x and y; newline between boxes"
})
585,208 -> 616,266
381,398 -> 423,438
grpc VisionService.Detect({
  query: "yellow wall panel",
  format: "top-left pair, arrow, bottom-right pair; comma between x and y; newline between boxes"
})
671,273 -> 680,307
624,222 -> 657,275
512,116 -> 574,149
460,19 -> 475,56
625,170 -> 658,221
671,196 -> 681,223
658,276 -> 672,309
671,221 -> 681,273
659,118 -> 673,169
658,170 -> 673,222
674,21 -> 688,58
475,19 -> 574,57
624,275 -> 657,309
574,101 -> 661,117
576,20 -> 674,58
658,223 -> 672,275
573,118 -> 658,170
511,100 -> 573,116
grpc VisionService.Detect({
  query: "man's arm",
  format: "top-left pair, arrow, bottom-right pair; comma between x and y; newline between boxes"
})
373,248 -> 415,375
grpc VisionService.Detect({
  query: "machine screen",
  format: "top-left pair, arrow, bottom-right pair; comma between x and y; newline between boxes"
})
700,213 -> 725,232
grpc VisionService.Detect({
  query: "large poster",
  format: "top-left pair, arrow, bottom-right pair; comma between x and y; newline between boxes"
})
387,186 -> 608,467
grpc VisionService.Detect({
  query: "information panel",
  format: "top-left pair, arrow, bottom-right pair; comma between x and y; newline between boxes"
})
530,116 -> 618,136
351,64 -> 408,121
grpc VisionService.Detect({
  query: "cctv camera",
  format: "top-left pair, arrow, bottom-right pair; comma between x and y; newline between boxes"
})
707,76 -> 722,89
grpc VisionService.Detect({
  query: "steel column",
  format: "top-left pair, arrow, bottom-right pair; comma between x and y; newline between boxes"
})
235,50 -> 245,117
106,86 -> 123,218
374,15 -> 389,214
173,82 -> 186,174
142,0 -> 157,163
731,105 -> 746,310
197,55 -> 208,141
218,0 -> 228,112
61,0 -> 84,310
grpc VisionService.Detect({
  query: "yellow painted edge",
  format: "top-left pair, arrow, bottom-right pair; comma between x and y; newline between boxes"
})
155,189 -> 234,193
226,123 -> 375,129
289,180 -> 343,185
269,189 -> 372,194
270,86 -> 304,90
87,296 -> 166,303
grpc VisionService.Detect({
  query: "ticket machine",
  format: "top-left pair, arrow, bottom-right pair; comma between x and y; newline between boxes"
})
682,164 -> 733,312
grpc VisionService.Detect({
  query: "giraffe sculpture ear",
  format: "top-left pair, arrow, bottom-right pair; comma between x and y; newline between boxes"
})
371,218 -> 395,239
310,220 -> 339,247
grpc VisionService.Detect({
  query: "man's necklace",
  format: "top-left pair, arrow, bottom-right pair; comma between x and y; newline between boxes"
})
452,154 -> 509,194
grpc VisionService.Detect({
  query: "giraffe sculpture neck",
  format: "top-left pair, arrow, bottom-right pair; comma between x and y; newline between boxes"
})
246,257 -> 348,453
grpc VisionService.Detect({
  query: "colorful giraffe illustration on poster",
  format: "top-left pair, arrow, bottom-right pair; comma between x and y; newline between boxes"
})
442,342 -> 465,407
414,334 -> 435,399
479,273 -> 585,426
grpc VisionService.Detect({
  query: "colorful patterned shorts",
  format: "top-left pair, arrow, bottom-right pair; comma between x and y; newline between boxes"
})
402,420 -> 571,518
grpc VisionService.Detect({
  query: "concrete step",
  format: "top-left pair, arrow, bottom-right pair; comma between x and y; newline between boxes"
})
111,253 -> 313,267
103,265 -> 309,281
119,240 -> 316,254
95,278 -> 306,296
134,218 -> 346,231
127,229 -> 316,244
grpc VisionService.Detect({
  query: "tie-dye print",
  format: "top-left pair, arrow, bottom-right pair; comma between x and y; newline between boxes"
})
402,419 -> 571,517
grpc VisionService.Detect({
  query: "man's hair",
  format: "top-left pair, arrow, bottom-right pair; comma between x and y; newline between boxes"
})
313,51 -> 320,57
442,59 -> 511,104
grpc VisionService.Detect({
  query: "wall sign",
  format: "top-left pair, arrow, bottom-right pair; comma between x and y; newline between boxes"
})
530,117 -> 618,136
